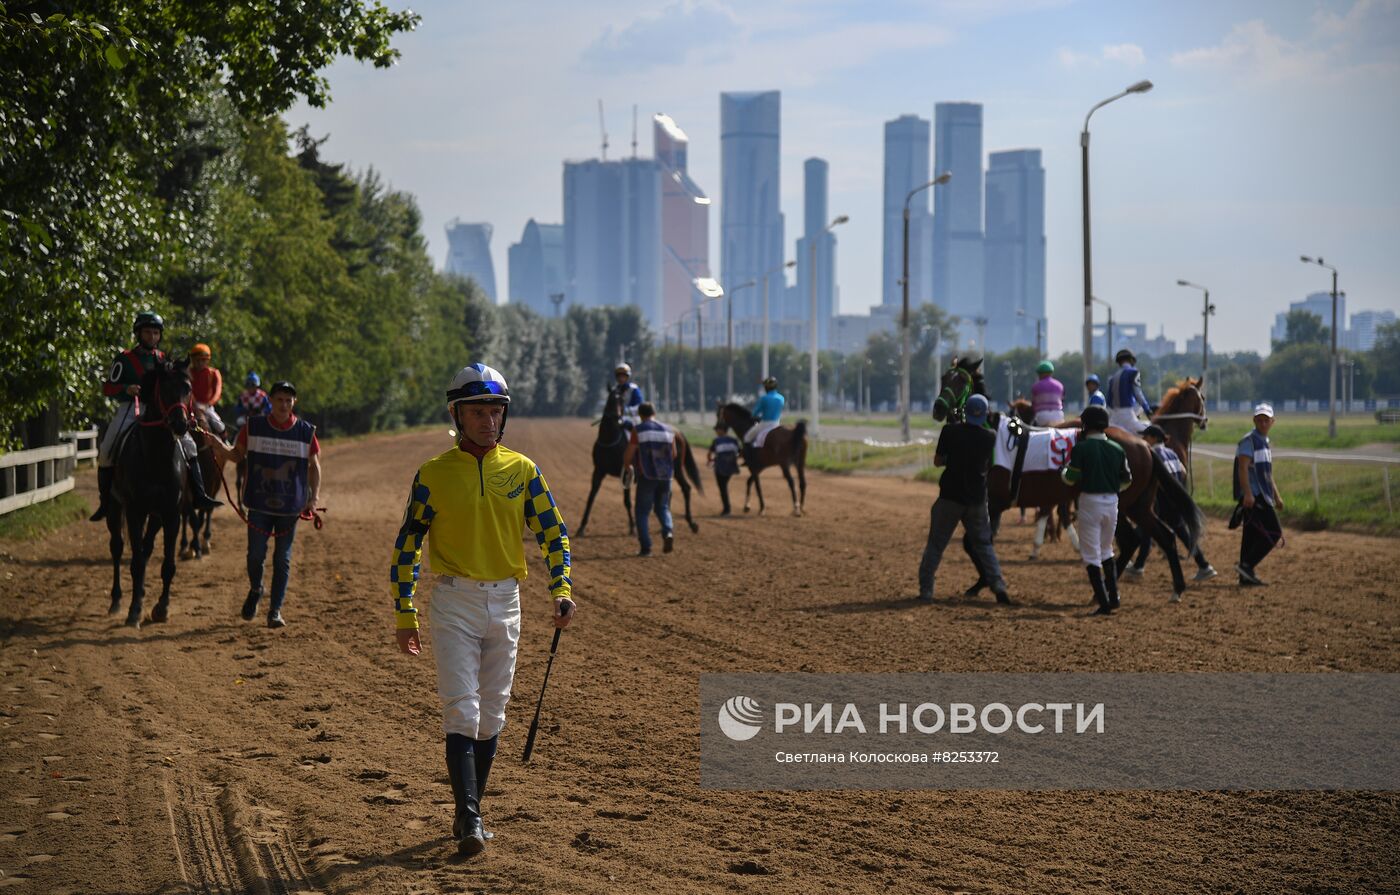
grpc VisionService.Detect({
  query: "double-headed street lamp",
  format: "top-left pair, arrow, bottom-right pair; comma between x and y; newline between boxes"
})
811,214 -> 849,434
726,279 -> 757,401
761,259 -> 796,380
1081,79 -> 1153,402
1300,255 -> 1341,438
900,172 -> 951,444
1016,308 -> 1044,357
1176,280 -> 1214,395
691,277 -> 725,420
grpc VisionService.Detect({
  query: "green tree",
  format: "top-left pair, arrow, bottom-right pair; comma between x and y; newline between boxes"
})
1273,309 -> 1329,350
1257,343 -> 1332,402
1369,321 -> 1400,396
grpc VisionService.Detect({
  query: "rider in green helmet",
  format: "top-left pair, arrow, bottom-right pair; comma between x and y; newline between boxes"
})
1030,359 -> 1065,426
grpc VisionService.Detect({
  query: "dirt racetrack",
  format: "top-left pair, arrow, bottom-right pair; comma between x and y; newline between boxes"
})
2,418 -> 1397,894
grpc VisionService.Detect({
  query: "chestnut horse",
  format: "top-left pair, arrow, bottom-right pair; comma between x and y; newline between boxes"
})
1151,377 -> 1208,481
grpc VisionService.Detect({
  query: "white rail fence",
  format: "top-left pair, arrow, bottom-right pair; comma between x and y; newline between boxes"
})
0,428 -> 98,516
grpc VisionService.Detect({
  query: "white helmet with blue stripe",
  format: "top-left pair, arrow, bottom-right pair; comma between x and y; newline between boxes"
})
447,363 -> 511,407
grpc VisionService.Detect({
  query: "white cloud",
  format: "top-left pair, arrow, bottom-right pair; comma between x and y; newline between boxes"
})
1101,43 -> 1146,65
579,2 -> 742,73
1056,42 -> 1146,69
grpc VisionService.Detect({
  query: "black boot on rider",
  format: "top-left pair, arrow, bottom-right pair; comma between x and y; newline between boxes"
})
187,458 -> 223,513
1101,560 -> 1120,610
446,734 -> 485,857
474,734 -> 498,842
90,467 -> 114,522
1087,564 -> 1112,616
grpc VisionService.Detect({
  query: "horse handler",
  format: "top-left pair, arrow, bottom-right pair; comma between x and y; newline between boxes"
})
390,363 -> 575,858
917,395 -> 1010,605
203,381 -> 321,628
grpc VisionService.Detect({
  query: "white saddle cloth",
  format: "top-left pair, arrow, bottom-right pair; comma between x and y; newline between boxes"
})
993,418 -> 1080,473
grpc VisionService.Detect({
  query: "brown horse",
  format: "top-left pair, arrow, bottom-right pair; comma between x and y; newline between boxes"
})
575,391 -> 702,537
1007,398 -> 1079,560
1151,377 -> 1208,476
715,403 -> 808,516
179,442 -> 223,560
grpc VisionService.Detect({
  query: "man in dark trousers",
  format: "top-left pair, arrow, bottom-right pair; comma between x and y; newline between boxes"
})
622,403 -> 677,556
1234,403 -> 1284,586
1127,425 -> 1216,585
707,423 -> 741,516
917,395 -> 1009,604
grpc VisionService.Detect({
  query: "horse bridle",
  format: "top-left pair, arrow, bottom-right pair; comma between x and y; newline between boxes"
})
1152,384 -> 1208,430
136,373 -> 193,431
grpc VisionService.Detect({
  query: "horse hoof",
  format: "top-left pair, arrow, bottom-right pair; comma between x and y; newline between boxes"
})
688,523 -> 699,534
150,605 -> 169,623
124,615 -> 142,629
180,548 -> 194,561
743,506 -> 751,514
108,600 -> 121,616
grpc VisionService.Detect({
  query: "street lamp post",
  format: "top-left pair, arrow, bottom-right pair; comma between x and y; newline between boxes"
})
1082,80 -> 1153,402
811,214 -> 848,435
726,280 -> 756,402
1176,280 -> 1214,395
690,278 -> 725,421
901,172 -> 951,443
760,259 -> 796,381
1301,256 -> 1340,438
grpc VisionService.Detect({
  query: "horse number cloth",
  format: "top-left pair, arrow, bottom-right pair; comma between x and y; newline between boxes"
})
992,417 -> 1079,474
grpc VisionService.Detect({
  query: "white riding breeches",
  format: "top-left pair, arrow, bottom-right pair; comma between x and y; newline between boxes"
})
430,576 -> 521,740
1107,407 -> 1149,434
745,421 -> 779,447
1077,492 -> 1118,565
99,404 -> 199,467
197,403 -> 226,434
1033,409 -> 1065,427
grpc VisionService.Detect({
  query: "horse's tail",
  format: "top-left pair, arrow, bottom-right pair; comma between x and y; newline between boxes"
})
681,434 -> 704,496
1152,449 -> 1205,550
793,420 -> 808,471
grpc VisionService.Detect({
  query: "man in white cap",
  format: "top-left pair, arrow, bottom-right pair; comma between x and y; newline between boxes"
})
1234,402 -> 1284,586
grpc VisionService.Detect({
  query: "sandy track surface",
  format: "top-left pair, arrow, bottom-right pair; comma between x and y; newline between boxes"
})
2,418 -> 1397,894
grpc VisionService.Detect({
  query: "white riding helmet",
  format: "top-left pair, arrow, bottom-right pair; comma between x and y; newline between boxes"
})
447,363 -> 512,436
615,363 -> 632,376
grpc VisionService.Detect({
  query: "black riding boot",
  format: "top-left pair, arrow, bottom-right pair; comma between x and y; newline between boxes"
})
1101,561 -> 1120,610
1087,564 -> 1112,615
474,734 -> 498,841
89,467 -> 114,521
187,457 -> 223,513
446,734 -> 485,856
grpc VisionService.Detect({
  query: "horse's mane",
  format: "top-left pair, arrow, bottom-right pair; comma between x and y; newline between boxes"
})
1159,378 -> 1199,411
722,402 -> 752,420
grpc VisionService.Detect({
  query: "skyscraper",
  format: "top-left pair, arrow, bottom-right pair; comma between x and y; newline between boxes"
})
507,218 -> 565,316
882,114 -> 932,310
932,102 -> 985,340
444,220 -> 497,300
562,158 -> 663,325
655,113 -> 711,326
983,149 -> 1046,353
721,91 -> 784,325
796,158 -> 836,347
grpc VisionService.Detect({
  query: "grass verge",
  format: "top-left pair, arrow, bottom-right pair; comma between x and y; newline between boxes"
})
0,491 -> 90,540
1193,413 -> 1400,451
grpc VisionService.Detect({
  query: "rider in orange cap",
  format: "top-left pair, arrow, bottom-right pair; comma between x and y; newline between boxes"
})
189,343 -> 226,436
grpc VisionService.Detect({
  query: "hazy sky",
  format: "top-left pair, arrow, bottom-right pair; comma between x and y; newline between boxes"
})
288,0 -> 1400,356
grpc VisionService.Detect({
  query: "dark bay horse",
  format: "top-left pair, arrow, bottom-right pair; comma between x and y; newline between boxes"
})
575,393 -> 703,537
715,404 -> 808,516
1008,398 -> 1078,560
107,359 -> 196,628
179,443 -> 221,560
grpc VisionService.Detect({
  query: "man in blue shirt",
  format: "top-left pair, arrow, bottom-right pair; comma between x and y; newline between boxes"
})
623,403 -> 677,556
1234,403 -> 1284,586
746,376 -> 785,448
612,364 -> 644,431
1105,349 -> 1153,434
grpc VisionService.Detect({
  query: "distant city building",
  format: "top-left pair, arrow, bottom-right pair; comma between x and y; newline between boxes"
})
882,114 -> 933,310
795,157 -> 837,348
1183,335 -> 1212,360
1346,309 -> 1395,352
1092,322 -> 1154,360
982,148 -> 1045,353
1141,326 -> 1177,358
831,310 -> 896,355
932,102 -> 985,342
1270,292 -> 1347,344
444,220 -> 497,300
654,113 -> 711,327
721,91 -> 784,326
562,158 -> 663,325
507,219 -> 565,316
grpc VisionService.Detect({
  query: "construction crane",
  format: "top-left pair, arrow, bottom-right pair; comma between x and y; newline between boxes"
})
597,99 -> 608,160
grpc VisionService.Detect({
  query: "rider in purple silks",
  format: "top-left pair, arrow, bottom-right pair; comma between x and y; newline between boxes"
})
1030,361 -> 1065,427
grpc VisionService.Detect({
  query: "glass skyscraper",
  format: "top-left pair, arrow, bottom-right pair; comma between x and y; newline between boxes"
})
983,149 -> 1046,353
507,218 -> 565,316
795,157 -> 836,347
721,91 -> 784,325
655,113 -> 711,327
444,220 -> 497,301
882,114 -> 932,310
563,158 -> 664,325
933,102 -> 985,340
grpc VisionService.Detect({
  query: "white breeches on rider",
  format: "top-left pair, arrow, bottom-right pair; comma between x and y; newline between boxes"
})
197,403 -> 226,435
430,575 -> 521,740
744,421 -> 780,447
1107,407 -> 1149,434
99,403 -> 198,467
1076,492 -> 1119,565
1033,409 -> 1065,427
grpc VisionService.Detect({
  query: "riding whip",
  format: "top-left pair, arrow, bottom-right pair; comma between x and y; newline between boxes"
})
521,624 -> 564,763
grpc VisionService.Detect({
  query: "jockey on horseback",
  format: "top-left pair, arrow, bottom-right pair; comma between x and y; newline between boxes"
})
236,372 -> 272,433
745,376 -> 785,448
1105,349 -> 1154,434
1030,361 -> 1065,426
189,343 -> 226,436
611,363 -> 644,431
90,311 -> 222,522
932,349 -> 988,424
